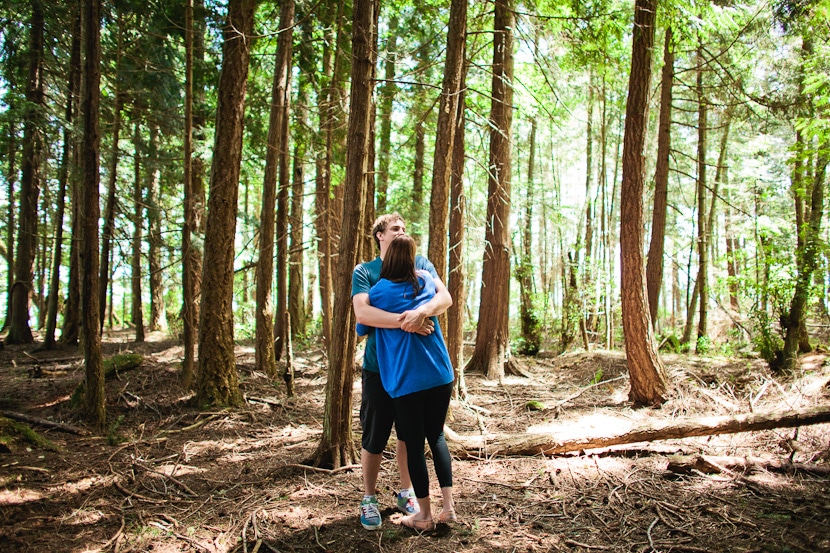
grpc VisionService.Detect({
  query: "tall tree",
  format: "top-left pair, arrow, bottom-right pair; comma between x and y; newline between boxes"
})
645,27 -> 673,329
255,0 -> 294,378
446,58 -> 468,398
313,0 -> 374,469
145,123 -> 166,332
7,0 -> 44,345
375,14 -> 398,213
44,10 -> 81,349
694,42 -> 709,350
80,0 -> 105,429
195,0 -> 257,407
98,13 -> 123,330
131,113 -> 145,343
181,0 -> 197,384
516,117 -> 540,355
427,0 -> 467,307
273,0 -> 295,366
619,0 -> 669,405
467,0 -> 515,380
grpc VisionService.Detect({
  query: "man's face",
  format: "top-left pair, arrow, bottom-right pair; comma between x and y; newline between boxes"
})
378,219 -> 406,256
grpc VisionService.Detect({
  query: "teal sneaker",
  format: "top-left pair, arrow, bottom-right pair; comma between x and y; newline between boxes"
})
396,490 -> 419,515
360,496 -> 382,530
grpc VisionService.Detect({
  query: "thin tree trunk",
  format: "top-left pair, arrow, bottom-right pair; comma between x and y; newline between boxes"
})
288,85 -> 307,340
619,0 -> 669,405
695,43 -> 709,349
181,0 -> 196,383
146,124 -> 166,332
44,12 -> 81,349
517,118 -> 540,355
256,0 -> 294,378
274,3 -> 294,364
313,0 -> 373,469
646,27 -> 673,328
7,0 -> 45,345
376,15 -> 397,214
80,0 -> 105,429
99,74 -> 122,330
131,114 -> 144,343
467,0 -> 514,381
195,0 -> 256,407
447,59 -> 468,399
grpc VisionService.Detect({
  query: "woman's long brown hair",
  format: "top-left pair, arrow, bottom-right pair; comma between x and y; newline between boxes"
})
380,235 -> 422,296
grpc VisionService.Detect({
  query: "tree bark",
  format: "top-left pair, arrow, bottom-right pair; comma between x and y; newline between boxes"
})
256,0 -> 294,378
447,60 -> 468,399
195,0 -> 256,407
646,27 -> 673,329
517,118 -> 540,355
446,406 -> 830,458
618,0 -> 669,405
427,0 -> 467,292
80,0 -> 105,429
44,11 -> 81,349
288,84 -> 308,340
274,3 -> 294,364
181,0 -> 196,384
313,0 -> 374,469
694,43 -> 709,348
131,114 -> 145,343
98,75 -> 122,330
7,0 -> 45,345
375,15 -> 397,214
467,0 -> 514,381
146,123 -> 166,332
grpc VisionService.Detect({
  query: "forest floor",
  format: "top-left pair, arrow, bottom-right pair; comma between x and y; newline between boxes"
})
2,331 -> 830,553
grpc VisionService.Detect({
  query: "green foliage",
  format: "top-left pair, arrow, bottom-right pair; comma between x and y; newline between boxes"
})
590,369 -> 604,385
751,308 -> 784,367
525,400 -> 546,411
659,333 -> 682,353
696,335 -> 711,355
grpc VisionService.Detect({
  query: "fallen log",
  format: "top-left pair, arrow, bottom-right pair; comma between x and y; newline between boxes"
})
2,410 -> 89,435
445,405 -> 830,458
666,454 -> 830,477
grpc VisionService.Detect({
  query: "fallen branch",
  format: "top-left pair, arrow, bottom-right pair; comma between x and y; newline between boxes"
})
1,410 -> 89,435
446,405 -> 830,458
666,454 -> 830,477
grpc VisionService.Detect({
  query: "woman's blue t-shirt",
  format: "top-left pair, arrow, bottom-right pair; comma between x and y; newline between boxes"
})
362,272 -> 454,398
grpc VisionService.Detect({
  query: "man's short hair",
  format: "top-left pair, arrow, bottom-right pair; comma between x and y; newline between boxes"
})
371,212 -> 405,250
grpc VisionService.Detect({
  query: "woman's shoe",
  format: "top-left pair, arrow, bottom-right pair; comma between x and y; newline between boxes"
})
437,510 -> 457,523
400,515 -> 435,532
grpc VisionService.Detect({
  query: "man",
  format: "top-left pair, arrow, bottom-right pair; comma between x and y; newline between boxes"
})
352,212 -> 453,530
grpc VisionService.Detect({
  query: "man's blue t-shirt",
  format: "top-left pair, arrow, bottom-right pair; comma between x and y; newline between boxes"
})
365,272 -> 454,398
352,255 -> 439,374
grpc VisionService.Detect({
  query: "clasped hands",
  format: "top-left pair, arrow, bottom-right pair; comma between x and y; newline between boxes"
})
398,309 -> 433,335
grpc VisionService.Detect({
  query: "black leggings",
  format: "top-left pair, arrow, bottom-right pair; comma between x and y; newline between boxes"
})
393,382 -> 453,499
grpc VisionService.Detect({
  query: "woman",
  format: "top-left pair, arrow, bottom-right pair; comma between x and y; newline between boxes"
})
357,235 -> 456,531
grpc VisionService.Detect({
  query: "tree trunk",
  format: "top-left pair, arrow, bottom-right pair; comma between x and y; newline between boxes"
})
646,27 -> 673,329
314,0 -> 346,350
99,69 -> 122,330
195,0 -> 256,407
467,0 -> 514,381
256,0 -> 293,379
781,153 -> 827,372
2,36 -> 18,332
7,0 -> 45,345
274,4 -> 294,364
131,114 -> 145,343
410,113 -> 426,244
619,0 -> 669,405
80,0 -> 105,430
44,12 -> 81,349
427,0 -> 467,293
376,15 -> 397,214
181,0 -> 196,383
447,60 -> 468,399
288,82 -> 308,340
517,118 -> 540,355
146,124 -> 166,332
694,43 -> 709,349
312,0 -> 374,469
446,406 -> 830,458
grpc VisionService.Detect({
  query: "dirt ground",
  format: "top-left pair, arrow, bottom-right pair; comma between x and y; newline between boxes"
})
2,331 -> 830,553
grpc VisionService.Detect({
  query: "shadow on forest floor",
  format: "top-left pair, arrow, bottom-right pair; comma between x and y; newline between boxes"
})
1,330 -> 830,552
